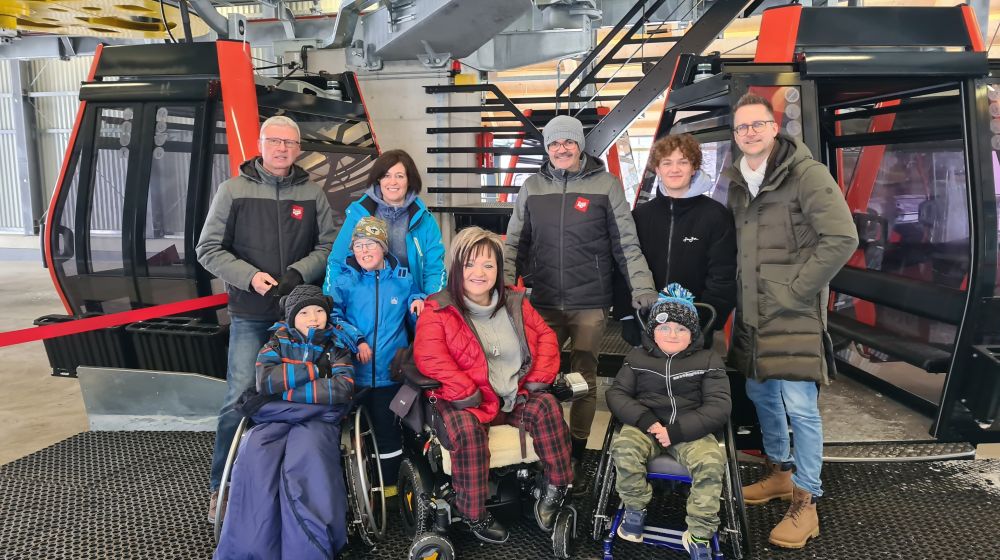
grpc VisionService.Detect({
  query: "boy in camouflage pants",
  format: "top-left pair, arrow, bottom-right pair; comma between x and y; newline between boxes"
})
606,284 -> 731,560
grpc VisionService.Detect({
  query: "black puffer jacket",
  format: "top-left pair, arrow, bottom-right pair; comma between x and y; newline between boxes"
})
503,155 -> 655,310
605,335 -> 731,444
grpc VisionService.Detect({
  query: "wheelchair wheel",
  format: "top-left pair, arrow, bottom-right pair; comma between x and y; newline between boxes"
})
345,406 -> 388,546
398,458 -> 434,537
720,422 -> 752,560
408,532 -> 455,560
214,416 -> 249,543
551,506 -> 576,559
590,419 -> 618,501
591,453 -> 618,542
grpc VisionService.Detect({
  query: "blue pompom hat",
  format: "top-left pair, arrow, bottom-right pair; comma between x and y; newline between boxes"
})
645,283 -> 701,341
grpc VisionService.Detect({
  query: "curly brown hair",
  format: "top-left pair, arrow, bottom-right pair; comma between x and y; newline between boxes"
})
648,134 -> 702,171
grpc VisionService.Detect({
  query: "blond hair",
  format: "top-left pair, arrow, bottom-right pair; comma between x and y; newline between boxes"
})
446,226 -> 507,317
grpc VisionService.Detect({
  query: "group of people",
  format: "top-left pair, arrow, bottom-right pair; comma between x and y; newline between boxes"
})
197,89 -> 857,559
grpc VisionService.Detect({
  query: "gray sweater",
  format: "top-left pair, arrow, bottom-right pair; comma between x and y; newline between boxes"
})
465,292 -> 522,412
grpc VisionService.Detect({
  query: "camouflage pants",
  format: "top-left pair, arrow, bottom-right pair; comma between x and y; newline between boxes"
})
610,424 -> 725,539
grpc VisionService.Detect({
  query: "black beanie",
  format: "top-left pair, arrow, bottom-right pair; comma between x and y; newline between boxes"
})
280,284 -> 333,328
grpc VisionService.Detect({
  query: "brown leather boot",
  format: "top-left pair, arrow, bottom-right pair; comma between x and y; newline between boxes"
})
741,459 -> 793,505
768,485 -> 820,549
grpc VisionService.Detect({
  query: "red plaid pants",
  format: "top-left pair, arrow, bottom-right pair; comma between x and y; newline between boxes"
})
436,392 -> 573,520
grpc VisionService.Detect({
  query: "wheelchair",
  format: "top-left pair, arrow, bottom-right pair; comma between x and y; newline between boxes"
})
590,302 -> 752,560
392,367 -> 584,560
214,395 -> 388,550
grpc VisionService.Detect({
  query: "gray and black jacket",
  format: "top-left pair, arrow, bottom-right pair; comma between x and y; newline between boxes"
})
606,335 -> 731,445
503,154 -> 655,310
196,158 -> 337,320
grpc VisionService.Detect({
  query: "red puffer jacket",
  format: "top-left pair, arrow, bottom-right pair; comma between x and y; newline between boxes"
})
413,287 -> 560,423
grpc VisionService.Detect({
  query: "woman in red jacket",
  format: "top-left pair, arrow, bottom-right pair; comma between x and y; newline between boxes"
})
414,226 -> 573,545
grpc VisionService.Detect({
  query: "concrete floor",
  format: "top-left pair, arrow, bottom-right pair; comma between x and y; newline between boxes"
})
0,257 -> 88,465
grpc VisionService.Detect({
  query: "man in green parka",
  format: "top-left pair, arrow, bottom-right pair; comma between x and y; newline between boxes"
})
724,93 -> 857,549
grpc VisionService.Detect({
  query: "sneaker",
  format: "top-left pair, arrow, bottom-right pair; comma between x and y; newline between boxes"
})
616,508 -> 645,543
208,490 -> 219,524
682,530 -> 713,560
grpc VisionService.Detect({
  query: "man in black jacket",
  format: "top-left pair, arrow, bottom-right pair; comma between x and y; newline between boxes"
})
607,284 -> 731,558
504,115 -> 658,493
614,134 -> 737,348
196,115 -> 337,522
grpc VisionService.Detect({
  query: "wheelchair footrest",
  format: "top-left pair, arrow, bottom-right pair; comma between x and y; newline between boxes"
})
636,525 -> 685,550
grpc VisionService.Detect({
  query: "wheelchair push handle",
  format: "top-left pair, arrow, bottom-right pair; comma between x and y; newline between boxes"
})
551,371 -> 589,402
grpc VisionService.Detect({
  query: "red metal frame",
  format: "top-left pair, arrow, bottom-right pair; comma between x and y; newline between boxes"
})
217,41 -> 260,177
959,5 -> 985,52
44,45 -> 104,314
754,4 -> 803,64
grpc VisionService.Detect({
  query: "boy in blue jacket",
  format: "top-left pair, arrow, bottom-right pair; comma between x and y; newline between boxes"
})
214,284 -> 355,560
326,216 -> 425,490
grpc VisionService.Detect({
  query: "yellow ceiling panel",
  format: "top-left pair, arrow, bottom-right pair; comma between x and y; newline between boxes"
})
8,0 -> 211,38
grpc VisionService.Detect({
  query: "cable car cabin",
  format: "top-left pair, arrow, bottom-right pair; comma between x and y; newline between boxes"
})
42,41 -> 379,320
637,5 -> 999,443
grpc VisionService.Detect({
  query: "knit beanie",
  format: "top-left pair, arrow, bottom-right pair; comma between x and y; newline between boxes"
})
352,216 -> 389,251
280,284 -> 333,328
645,283 -> 701,342
543,115 -> 586,152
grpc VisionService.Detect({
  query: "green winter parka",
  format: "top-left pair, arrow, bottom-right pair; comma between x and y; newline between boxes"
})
723,134 -> 858,383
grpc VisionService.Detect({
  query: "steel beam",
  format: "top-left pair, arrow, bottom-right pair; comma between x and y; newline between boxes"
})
584,0 -> 756,157
9,60 -> 42,235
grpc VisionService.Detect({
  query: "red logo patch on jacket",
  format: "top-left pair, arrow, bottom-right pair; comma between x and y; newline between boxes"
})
290,205 -> 304,220
574,197 -> 590,212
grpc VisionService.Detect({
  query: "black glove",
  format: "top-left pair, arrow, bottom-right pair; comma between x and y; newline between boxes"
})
316,350 -> 333,378
620,317 -> 642,347
270,268 -> 303,297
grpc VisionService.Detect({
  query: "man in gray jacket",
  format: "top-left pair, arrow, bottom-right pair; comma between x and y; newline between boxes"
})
504,115 -> 658,493
724,93 -> 857,549
196,115 -> 337,522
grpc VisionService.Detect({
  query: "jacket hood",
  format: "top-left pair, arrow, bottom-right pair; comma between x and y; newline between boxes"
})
365,184 -> 418,210
270,322 -> 334,346
724,133 -> 811,191
654,170 -> 714,199
344,252 -> 405,277
239,157 -> 311,187
539,153 -> 606,182
427,286 -> 526,315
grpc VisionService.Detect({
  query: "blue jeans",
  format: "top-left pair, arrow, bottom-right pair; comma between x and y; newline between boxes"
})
744,378 -> 823,497
209,315 -> 274,491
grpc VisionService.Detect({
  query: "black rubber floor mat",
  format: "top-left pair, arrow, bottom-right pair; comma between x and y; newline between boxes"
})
1,433 -> 998,559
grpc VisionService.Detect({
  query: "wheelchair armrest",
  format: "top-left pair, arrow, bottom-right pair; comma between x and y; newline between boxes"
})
402,366 -> 442,390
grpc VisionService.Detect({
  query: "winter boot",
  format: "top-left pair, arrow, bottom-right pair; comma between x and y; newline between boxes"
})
463,512 -> 509,544
742,459 -> 794,505
570,437 -> 589,497
768,485 -> 820,549
534,483 -> 567,532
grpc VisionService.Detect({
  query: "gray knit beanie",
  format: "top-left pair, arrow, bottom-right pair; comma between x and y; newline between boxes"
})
543,115 -> 586,152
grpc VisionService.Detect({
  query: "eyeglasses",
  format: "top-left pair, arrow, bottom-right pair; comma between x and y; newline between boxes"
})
352,241 -> 379,252
546,140 -> 578,151
262,137 -> 301,148
733,120 -> 775,137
